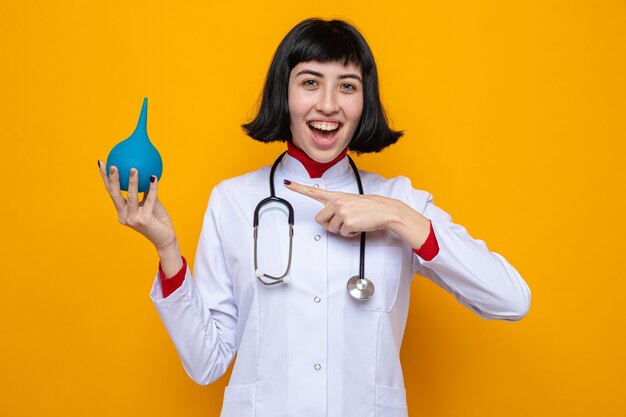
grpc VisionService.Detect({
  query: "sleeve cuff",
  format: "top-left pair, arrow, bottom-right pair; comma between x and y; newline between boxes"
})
412,221 -> 439,261
158,256 -> 187,298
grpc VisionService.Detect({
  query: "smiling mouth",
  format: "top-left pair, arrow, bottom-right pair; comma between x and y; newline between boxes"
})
308,121 -> 342,142
309,121 -> 341,131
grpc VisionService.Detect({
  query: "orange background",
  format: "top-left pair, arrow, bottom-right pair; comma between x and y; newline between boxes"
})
1,1 -> 625,416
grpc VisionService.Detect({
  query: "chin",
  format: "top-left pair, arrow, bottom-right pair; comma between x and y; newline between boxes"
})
307,147 -> 342,163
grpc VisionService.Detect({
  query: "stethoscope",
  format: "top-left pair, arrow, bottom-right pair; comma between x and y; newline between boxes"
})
253,151 -> 375,300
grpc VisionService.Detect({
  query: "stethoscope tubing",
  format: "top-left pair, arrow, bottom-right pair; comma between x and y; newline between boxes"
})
347,155 -> 366,281
253,152 -> 372,299
253,152 -> 295,284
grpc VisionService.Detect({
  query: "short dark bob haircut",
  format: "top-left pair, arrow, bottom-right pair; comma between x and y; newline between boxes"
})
242,18 -> 403,154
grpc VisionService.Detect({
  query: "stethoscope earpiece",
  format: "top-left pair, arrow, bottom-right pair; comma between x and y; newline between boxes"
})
254,152 -> 375,301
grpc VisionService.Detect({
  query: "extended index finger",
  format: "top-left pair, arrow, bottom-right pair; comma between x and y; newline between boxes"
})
283,180 -> 338,204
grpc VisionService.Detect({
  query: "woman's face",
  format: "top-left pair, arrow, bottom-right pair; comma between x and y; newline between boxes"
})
288,60 -> 364,163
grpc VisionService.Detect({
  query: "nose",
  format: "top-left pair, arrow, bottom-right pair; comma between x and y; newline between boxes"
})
315,87 -> 339,114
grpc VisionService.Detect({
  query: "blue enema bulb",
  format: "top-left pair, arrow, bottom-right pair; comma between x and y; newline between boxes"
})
106,98 -> 163,192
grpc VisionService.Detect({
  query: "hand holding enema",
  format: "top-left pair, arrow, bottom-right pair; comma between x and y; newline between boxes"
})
97,161 -> 182,277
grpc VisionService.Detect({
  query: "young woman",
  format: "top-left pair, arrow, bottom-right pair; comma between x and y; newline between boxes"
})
98,18 -> 530,417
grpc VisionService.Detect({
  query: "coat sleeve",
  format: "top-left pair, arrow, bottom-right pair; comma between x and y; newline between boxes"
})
406,184 -> 531,321
149,184 -> 238,385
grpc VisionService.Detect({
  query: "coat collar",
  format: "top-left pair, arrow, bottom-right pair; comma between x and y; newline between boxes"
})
279,152 -> 352,181
286,141 -> 349,178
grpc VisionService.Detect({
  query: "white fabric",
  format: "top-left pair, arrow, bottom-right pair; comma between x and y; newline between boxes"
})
150,154 -> 531,417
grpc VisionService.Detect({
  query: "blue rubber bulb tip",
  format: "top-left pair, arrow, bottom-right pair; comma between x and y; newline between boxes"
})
106,98 -> 163,192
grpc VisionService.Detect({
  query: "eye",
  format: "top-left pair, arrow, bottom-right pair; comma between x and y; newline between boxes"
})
303,79 -> 318,87
340,83 -> 357,91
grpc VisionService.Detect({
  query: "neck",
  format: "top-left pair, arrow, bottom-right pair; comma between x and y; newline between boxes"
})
286,142 -> 348,178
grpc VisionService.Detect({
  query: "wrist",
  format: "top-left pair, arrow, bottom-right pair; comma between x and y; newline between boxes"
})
385,200 -> 431,249
156,240 -> 181,260
383,199 -> 412,231
157,241 -> 184,279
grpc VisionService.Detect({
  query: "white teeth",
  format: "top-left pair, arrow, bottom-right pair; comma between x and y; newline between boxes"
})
309,121 -> 340,131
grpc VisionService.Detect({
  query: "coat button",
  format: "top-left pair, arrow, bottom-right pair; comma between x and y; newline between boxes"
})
314,235 -> 321,241
314,296 -> 321,303
314,363 -> 322,371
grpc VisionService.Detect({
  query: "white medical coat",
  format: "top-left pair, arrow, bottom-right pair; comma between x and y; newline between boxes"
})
150,153 -> 531,417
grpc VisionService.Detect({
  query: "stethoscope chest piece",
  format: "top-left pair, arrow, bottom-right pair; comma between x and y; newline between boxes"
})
347,275 -> 375,300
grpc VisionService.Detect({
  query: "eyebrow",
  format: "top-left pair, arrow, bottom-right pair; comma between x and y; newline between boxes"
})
296,69 -> 363,83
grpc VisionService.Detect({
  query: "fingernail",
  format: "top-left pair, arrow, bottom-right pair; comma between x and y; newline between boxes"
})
150,175 -> 156,183
130,169 -> 136,177
97,160 -> 100,168
283,179 -> 291,185
110,166 -> 114,175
